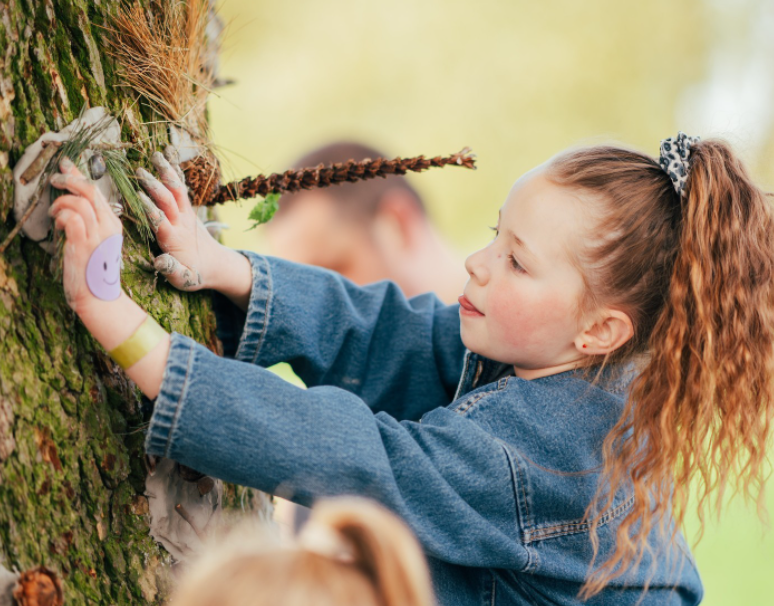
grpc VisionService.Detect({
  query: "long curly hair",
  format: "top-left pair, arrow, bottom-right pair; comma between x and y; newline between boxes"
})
546,140 -> 774,598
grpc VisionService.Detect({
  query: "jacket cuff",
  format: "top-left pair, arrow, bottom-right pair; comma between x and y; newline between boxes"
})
145,331 -> 197,457
210,250 -> 273,363
232,250 -> 272,364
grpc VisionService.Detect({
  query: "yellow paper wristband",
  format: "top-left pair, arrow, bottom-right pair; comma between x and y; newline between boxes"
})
108,315 -> 167,370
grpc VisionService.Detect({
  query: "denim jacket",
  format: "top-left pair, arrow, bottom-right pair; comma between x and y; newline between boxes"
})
145,252 -> 703,605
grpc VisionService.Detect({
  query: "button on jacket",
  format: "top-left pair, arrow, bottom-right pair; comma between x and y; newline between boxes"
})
145,252 -> 703,605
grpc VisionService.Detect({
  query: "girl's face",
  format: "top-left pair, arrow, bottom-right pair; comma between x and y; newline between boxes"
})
460,169 -> 595,379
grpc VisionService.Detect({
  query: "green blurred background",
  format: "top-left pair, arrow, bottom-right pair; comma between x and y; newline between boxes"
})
208,1 -> 774,603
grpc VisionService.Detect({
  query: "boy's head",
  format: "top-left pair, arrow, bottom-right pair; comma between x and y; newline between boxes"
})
265,141 -> 425,277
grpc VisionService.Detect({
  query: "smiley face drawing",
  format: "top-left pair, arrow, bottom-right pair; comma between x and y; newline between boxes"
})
86,234 -> 123,301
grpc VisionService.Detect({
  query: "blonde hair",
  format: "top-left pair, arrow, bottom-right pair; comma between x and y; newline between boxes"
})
547,141 -> 774,598
169,498 -> 435,606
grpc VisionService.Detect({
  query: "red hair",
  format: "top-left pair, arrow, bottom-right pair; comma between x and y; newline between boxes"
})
547,140 -> 774,597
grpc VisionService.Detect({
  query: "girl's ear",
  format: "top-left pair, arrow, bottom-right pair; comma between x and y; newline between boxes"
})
574,309 -> 634,356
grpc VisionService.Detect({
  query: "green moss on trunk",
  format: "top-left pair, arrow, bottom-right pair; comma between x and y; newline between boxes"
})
0,2 -> 247,604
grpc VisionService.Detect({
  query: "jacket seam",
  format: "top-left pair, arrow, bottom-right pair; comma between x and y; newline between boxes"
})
515,461 -> 536,572
490,572 -> 496,606
164,341 -> 196,457
497,441 -> 536,574
452,392 -> 488,415
522,494 -> 635,543
249,255 -> 273,364
453,351 -> 472,400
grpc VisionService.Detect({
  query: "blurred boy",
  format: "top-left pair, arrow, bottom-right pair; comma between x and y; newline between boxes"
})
264,141 -> 466,303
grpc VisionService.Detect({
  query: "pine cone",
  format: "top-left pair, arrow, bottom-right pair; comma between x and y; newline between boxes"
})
12,567 -> 63,606
201,147 -> 477,206
181,154 -> 221,207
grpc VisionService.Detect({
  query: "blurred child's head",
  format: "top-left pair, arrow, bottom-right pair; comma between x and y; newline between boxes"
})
169,497 -> 435,606
266,142 -> 424,277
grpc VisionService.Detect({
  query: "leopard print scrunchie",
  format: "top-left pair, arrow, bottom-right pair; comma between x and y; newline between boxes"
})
659,131 -> 701,197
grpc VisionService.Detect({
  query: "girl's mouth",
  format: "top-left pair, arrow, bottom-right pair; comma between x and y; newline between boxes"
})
458,295 -> 484,317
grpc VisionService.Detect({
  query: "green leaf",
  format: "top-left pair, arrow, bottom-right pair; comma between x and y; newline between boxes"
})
246,192 -> 280,230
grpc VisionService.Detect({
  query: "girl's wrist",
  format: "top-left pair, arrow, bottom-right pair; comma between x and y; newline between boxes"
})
207,244 -> 253,312
76,290 -> 148,351
77,289 -> 170,399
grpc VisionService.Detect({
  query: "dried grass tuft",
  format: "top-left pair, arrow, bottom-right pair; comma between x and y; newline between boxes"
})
103,0 -> 215,141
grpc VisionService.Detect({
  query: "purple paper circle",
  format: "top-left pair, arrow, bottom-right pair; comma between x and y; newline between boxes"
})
86,234 -> 123,301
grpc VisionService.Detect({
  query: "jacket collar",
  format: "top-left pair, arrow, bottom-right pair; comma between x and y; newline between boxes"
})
454,350 -> 639,400
454,351 -> 512,400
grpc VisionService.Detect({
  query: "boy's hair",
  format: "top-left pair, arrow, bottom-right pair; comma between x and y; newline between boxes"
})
546,140 -> 774,598
168,497 -> 435,606
277,141 -> 425,222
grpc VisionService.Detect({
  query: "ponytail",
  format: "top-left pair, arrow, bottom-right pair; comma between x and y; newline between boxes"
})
307,498 -> 436,606
547,139 -> 774,598
169,497 -> 435,606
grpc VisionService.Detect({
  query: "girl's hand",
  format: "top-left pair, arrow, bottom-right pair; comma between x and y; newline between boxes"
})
49,157 -> 124,315
136,150 -> 222,292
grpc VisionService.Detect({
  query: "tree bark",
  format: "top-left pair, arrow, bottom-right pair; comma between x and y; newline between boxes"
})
0,1 -> 269,603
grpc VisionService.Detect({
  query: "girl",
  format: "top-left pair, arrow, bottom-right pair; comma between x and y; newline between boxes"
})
47,133 -> 774,605
169,497 -> 435,606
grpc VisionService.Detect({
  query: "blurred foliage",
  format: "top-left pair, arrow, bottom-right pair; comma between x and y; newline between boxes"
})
209,1 -> 774,603
246,192 -> 280,230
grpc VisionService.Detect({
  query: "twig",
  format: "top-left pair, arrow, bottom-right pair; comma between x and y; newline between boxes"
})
20,141 -> 62,185
0,191 -> 43,254
92,142 -> 133,150
202,147 -> 477,206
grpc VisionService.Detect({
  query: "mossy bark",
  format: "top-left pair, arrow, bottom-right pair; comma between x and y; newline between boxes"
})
0,2 -> 261,603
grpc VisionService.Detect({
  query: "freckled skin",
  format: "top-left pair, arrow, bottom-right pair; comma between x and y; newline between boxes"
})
460,169 -> 593,377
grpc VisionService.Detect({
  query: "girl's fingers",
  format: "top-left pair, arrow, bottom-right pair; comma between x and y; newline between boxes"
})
138,191 -> 168,234
163,145 -> 187,184
53,208 -> 72,232
62,211 -> 87,245
54,159 -> 121,230
136,167 -> 180,222
58,156 -> 83,177
151,151 -> 192,213
54,209 -> 87,246
49,172 -> 113,220
154,254 -> 203,291
50,195 -> 98,236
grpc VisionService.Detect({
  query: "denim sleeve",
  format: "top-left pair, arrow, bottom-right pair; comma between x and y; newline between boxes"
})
211,251 -> 466,421
146,333 -> 528,570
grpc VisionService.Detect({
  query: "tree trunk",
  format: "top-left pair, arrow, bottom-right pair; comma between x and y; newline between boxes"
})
0,1 -> 270,604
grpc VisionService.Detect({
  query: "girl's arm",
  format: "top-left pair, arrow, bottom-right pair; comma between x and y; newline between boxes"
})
50,152 -> 465,413
137,151 -> 466,417
217,251 -> 466,419
146,330 -> 527,570
72,243 -> 252,400
46,158 -> 166,398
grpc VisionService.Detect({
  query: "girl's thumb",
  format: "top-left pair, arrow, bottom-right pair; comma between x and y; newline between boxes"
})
154,254 -> 203,291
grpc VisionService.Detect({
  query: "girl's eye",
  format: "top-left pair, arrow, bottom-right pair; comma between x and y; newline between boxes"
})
508,254 -> 526,274
489,226 -> 499,239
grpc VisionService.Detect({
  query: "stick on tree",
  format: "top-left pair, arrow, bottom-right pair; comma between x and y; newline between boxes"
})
182,147 -> 477,207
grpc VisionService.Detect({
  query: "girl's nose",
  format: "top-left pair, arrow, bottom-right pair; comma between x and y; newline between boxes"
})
464,247 -> 490,284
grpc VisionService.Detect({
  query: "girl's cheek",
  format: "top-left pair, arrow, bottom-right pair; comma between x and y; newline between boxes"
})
490,293 -> 533,345
494,291 -> 570,348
